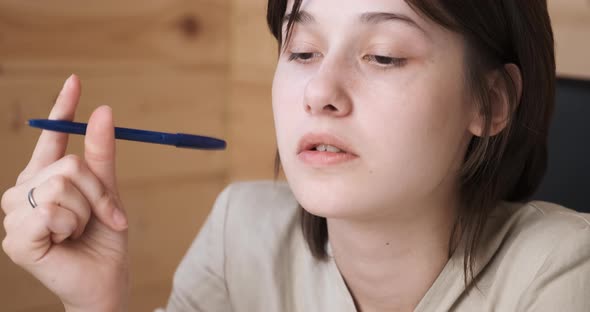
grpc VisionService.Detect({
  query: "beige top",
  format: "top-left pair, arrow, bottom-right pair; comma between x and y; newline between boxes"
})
156,181 -> 590,312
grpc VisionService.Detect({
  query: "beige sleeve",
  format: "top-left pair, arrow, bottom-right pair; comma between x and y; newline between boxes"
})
516,222 -> 590,311
156,185 -> 233,312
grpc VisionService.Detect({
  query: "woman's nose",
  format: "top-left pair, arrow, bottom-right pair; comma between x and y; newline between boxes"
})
303,65 -> 353,117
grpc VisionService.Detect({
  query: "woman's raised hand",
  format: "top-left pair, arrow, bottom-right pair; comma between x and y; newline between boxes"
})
1,75 -> 130,312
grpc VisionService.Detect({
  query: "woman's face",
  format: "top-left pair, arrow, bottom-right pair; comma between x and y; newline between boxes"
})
272,0 -> 477,220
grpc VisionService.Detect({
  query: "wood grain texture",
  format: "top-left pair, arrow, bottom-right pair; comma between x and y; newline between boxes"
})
125,178 -> 227,311
0,0 -> 230,311
548,0 -> 590,79
0,0 -> 230,69
229,81 -> 277,180
229,0 -> 278,181
1,0 -> 588,311
0,71 -> 228,192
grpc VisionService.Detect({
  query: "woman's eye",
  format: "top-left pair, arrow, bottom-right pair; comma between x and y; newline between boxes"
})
363,55 -> 407,68
287,52 -> 319,63
286,52 -> 406,68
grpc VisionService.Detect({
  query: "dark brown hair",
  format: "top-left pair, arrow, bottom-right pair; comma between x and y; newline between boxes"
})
267,0 -> 556,285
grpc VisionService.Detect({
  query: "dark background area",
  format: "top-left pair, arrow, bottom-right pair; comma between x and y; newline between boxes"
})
534,78 -> 590,213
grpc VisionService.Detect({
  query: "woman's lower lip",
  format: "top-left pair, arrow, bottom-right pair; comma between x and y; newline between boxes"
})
298,150 -> 359,166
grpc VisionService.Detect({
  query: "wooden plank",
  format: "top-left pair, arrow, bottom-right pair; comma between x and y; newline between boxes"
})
0,0 -> 231,311
0,70 -> 229,192
17,304 -> 63,312
228,81 -> 276,180
129,280 -> 178,312
231,1 -> 277,83
552,25 -> 590,79
126,177 -> 227,311
229,0 -> 277,181
0,0 -> 230,69
548,0 -> 590,79
0,176 -> 228,312
0,263 -> 61,311
126,177 -> 227,285
548,0 -> 590,21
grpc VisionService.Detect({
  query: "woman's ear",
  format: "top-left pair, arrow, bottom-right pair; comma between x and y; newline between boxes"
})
468,63 -> 523,137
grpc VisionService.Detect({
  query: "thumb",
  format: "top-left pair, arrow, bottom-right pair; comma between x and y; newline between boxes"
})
84,106 -> 128,230
85,105 -> 118,192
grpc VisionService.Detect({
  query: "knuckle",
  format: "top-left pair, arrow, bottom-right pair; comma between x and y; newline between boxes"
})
16,170 -> 30,184
48,175 -> 70,194
63,154 -> 84,175
0,187 -> 16,214
77,201 -> 92,221
37,204 -> 58,223
53,133 -> 69,148
3,214 -> 13,232
2,237 -> 17,263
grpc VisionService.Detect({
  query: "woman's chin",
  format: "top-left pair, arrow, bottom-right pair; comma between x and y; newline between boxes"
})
291,186 -> 366,219
299,201 -> 356,219
283,170 -> 363,218
284,164 -> 391,219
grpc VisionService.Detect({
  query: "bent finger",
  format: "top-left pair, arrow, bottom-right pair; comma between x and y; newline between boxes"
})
13,155 -> 126,231
4,204 -> 77,265
30,175 -> 92,239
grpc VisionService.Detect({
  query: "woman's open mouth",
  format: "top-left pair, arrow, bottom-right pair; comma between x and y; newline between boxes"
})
297,133 -> 359,166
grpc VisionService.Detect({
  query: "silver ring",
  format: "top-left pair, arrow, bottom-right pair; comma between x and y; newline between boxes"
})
27,187 -> 38,209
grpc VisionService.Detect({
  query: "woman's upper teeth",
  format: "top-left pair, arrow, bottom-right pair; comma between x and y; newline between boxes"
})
315,144 -> 343,153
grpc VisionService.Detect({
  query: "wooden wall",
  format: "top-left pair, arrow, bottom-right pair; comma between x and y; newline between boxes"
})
0,1 -> 241,311
0,0 -> 588,311
548,0 -> 590,79
230,0 -> 277,180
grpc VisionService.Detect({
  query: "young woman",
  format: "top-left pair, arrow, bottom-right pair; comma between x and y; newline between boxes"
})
2,0 -> 589,311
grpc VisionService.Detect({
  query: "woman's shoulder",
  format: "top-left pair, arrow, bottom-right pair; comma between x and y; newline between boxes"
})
468,201 -> 590,308
494,200 -> 590,247
486,200 -> 590,264
520,200 -> 589,226
445,202 -> 590,310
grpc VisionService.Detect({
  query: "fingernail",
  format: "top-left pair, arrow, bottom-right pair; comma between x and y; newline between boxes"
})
112,208 -> 128,229
63,74 -> 74,89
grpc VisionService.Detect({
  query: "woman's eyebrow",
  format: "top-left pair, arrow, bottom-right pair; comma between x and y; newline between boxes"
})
283,10 -> 428,37
360,12 -> 427,36
283,10 -> 315,25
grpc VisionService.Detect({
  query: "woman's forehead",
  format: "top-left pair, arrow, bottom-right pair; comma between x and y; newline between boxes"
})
286,0 -> 419,18
283,0 -> 444,38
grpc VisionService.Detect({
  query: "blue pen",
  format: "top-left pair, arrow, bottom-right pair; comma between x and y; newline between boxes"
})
28,119 -> 226,150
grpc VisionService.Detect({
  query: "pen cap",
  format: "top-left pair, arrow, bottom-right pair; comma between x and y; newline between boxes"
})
174,133 -> 226,150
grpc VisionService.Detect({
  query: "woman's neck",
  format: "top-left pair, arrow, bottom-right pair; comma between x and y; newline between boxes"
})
327,198 -> 457,312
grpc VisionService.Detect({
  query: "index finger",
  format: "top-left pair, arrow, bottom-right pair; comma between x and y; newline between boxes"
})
22,75 -> 82,180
